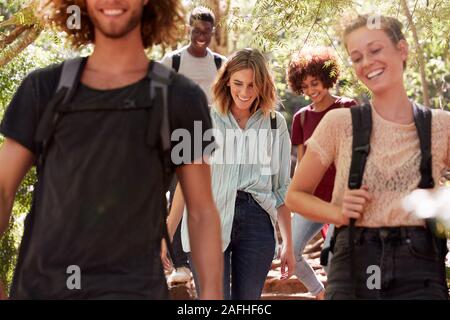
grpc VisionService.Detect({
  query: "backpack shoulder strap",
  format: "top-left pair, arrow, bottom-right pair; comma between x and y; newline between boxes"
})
213,53 -> 223,70
35,57 -> 86,166
57,57 -> 86,104
300,109 -> 306,129
412,103 -> 443,240
412,103 -> 434,189
171,52 -> 181,72
148,61 -> 173,155
147,61 -> 177,260
348,104 -> 372,190
270,111 -> 277,130
347,103 -> 372,298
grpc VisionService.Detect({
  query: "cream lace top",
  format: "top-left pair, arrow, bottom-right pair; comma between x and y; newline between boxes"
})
306,105 -> 450,227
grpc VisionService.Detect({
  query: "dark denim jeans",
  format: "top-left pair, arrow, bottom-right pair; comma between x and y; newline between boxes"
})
190,191 -> 275,300
168,176 -> 190,269
172,222 -> 190,269
326,226 -> 448,300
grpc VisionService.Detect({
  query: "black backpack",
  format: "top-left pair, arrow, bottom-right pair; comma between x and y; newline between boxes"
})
171,51 -> 223,72
34,57 -> 175,257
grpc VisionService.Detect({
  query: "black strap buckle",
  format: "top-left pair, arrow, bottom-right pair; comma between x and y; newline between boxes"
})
354,144 -> 370,155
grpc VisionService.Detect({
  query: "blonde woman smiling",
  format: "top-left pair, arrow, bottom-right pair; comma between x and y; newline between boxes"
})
166,48 -> 295,300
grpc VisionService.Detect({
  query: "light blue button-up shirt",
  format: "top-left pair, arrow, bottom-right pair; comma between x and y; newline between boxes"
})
181,107 -> 292,252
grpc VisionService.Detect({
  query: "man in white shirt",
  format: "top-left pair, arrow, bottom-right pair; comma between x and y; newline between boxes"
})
161,6 -> 226,105
160,6 -> 226,286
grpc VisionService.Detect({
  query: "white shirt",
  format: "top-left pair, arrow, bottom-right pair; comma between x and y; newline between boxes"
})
181,108 -> 292,252
160,46 -> 226,105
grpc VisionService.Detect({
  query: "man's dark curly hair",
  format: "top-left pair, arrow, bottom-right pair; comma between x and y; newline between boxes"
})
287,47 -> 340,95
38,0 -> 185,49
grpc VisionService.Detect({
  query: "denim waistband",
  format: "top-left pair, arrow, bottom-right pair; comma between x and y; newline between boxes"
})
335,226 -> 430,242
236,190 -> 253,201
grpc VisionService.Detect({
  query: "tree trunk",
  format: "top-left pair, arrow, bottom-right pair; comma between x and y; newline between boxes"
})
206,0 -> 230,56
401,0 -> 431,107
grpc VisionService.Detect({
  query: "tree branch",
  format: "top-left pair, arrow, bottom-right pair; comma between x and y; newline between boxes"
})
299,0 -> 323,52
0,25 -> 42,68
401,0 -> 430,106
0,25 -> 28,50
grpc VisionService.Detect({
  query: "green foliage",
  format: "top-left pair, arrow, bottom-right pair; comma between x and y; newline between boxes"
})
0,217 -> 20,289
0,167 -> 36,290
226,0 -> 450,128
404,1 -> 450,110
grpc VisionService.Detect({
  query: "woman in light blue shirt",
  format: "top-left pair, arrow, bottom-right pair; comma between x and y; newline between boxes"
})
166,48 -> 295,300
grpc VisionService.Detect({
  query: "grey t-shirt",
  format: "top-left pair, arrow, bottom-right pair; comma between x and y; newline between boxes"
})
161,46 -> 226,105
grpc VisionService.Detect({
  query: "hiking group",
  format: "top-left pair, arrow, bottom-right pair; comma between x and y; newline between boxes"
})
0,0 -> 449,300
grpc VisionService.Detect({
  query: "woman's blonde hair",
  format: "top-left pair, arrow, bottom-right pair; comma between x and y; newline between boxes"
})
37,0 -> 185,49
212,48 -> 277,116
342,14 -> 407,69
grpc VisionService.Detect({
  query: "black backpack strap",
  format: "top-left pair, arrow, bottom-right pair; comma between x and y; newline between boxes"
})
148,61 -> 172,159
270,111 -> 277,130
269,111 -> 277,154
171,53 -> 181,72
57,57 -> 87,104
348,104 -> 372,298
35,57 -> 86,166
411,104 -> 445,245
147,61 -> 176,260
349,104 -> 372,190
300,109 -> 306,129
213,53 -> 223,70
412,103 -> 434,189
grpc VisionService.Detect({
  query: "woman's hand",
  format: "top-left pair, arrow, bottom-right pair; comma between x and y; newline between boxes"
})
339,185 -> 372,225
280,243 -> 296,280
160,239 -> 173,272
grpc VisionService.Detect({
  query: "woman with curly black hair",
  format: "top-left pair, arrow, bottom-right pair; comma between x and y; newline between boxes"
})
286,47 -> 356,299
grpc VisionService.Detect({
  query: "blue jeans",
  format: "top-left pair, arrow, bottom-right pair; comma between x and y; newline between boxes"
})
190,191 -> 275,300
292,214 -> 325,295
172,221 -> 190,269
168,177 -> 190,269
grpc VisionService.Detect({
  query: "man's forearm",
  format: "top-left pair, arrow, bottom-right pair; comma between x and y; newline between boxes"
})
0,189 -> 13,238
188,207 -> 223,299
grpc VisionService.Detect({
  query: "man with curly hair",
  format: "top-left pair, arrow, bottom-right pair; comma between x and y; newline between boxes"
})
0,0 -> 223,299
